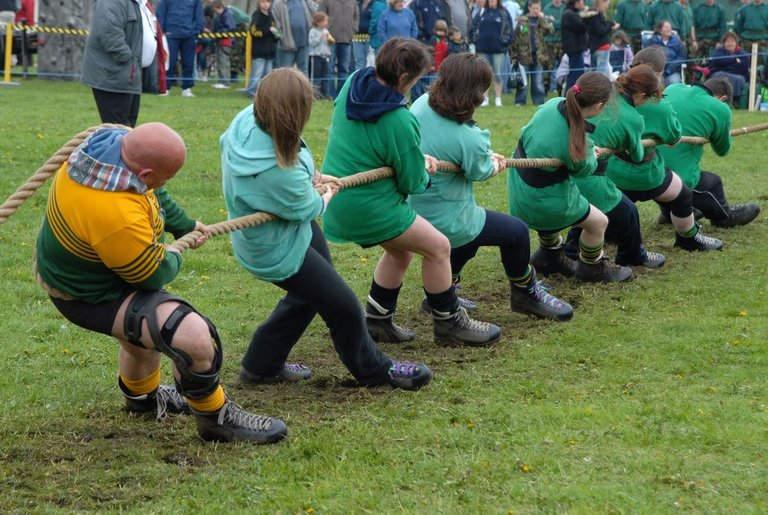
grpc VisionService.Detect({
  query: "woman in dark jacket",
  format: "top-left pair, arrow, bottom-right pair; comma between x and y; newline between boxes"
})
649,19 -> 687,85
561,0 -> 588,89
709,31 -> 750,105
470,0 -> 513,106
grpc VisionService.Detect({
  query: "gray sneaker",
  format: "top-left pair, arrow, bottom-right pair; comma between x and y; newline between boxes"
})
239,363 -> 312,384
385,360 -> 433,390
432,306 -> 501,347
194,400 -> 287,444
120,379 -> 191,421
365,299 -> 416,342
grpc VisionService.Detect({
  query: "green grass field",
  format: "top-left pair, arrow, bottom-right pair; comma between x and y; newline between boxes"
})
1,79 -> 767,513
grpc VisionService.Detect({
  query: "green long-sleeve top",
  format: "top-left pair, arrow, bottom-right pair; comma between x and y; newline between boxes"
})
614,0 -> 647,36
575,94 -> 644,213
605,96 -> 682,192
507,98 -> 596,232
647,0 -> 686,36
321,73 -> 430,246
693,2 -> 726,40
408,94 -> 495,248
656,83 -> 731,189
735,2 -> 768,41
543,2 -> 566,43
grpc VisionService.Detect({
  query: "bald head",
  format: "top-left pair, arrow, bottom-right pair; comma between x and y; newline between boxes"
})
122,122 -> 186,189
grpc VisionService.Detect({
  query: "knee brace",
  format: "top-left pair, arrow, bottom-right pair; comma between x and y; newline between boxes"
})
123,291 -> 222,400
663,184 -> 693,219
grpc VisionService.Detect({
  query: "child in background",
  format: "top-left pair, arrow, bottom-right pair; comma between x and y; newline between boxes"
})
447,26 -> 469,54
431,20 -> 449,71
309,11 -> 334,99
246,0 -> 280,98
609,30 -> 633,73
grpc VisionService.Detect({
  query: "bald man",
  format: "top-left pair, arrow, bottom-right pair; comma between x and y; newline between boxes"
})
35,123 -> 287,444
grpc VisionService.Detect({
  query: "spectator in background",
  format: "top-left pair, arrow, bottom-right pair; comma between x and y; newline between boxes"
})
649,19 -> 686,84
157,0 -> 204,97
510,0 -> 553,106
678,0 -> 695,51
211,0 -> 236,89
369,0 -> 390,55
585,0 -> 617,78
431,19 -> 450,72
693,0 -> 726,59
560,0 -> 589,90
81,0 -> 147,127
410,0 -> 447,99
646,0 -> 685,39
734,0 -> 768,61
319,0 -> 358,95
442,0 -> 472,43
709,32 -> 751,105
613,0 -> 647,52
376,0 -> 418,50
273,0 -> 315,76
544,0 -> 566,92
246,0 -> 280,98
471,0 -> 513,107
308,11 -> 333,98
447,25 -> 469,53
353,0 -> 373,71
609,30 -> 634,73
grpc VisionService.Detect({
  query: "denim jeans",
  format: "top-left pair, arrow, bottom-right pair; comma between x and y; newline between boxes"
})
278,45 -> 309,76
515,63 -> 545,105
352,40 -> 370,71
242,222 -> 392,385
166,35 -> 197,90
246,57 -> 274,97
591,49 -> 612,78
329,42 -> 352,96
310,55 -> 332,98
565,51 -> 585,90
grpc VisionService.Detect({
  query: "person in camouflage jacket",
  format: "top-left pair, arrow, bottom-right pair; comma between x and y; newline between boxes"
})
509,0 -> 553,105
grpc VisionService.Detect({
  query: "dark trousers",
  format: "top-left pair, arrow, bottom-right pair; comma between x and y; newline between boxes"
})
565,195 -> 646,266
693,171 -> 730,220
92,88 -> 141,128
309,55 -> 331,98
242,222 -> 391,385
166,35 -> 197,90
329,42 -> 352,96
565,51 -> 586,90
450,209 -> 531,279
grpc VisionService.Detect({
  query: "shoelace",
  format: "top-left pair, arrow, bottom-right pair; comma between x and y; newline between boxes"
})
284,363 -> 308,373
389,361 -> 418,378
646,251 -> 664,262
154,385 -> 188,422
530,283 -> 565,308
218,401 -> 274,431
696,233 -> 720,245
455,308 -> 492,331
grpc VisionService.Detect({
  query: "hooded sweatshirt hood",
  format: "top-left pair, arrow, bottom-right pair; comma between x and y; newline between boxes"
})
346,67 -> 409,122
220,106 -> 281,177
66,128 -> 147,193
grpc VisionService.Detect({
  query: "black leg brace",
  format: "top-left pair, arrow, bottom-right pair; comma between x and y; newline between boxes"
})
123,291 -> 222,400
660,183 -> 694,219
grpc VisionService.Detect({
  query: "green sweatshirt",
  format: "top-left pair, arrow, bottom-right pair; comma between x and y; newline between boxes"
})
507,98 -> 596,232
408,94 -> 495,248
693,2 -> 726,40
605,96 -> 682,192
614,0 -> 647,36
735,2 -> 768,40
656,83 -> 731,189
647,0 -> 686,35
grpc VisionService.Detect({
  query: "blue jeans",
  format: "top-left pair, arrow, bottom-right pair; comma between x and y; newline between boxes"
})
515,63 -> 545,105
565,51 -> 585,90
246,57 -> 274,97
310,55 -> 332,98
591,49 -> 612,78
166,35 -> 197,90
352,40 -> 370,71
279,45 -> 309,76
329,42 -> 352,96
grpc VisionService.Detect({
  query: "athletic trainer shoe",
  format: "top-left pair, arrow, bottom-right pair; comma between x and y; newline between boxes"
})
674,227 -> 723,251
239,363 -> 312,384
432,306 -> 501,347
531,246 -> 577,277
194,400 -> 287,444
385,360 -> 433,390
181,88 -> 195,97
365,300 -> 416,342
120,378 -> 190,421
575,257 -> 634,283
509,276 -> 573,321
711,203 -> 760,228
641,251 -> 666,269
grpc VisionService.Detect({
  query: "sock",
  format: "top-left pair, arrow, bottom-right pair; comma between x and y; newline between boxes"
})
509,265 -> 533,289
579,240 -> 604,264
538,233 -> 562,249
187,385 -> 226,414
120,368 -> 161,397
425,285 -> 459,313
367,280 -> 402,315
677,223 -> 699,238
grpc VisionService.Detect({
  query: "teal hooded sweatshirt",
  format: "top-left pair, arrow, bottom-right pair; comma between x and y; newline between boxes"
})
221,106 -> 324,282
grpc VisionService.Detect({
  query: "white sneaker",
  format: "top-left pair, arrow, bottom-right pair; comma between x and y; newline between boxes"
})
495,97 -> 502,107
181,88 -> 195,97
212,83 -> 229,89
480,97 -> 489,107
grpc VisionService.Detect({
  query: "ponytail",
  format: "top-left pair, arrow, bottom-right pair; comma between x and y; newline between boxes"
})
565,87 -> 586,161
564,72 -> 612,162
615,64 -> 662,101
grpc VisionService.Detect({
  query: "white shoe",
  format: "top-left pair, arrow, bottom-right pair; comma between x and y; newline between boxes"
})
480,97 -> 489,107
495,97 -> 502,107
181,88 -> 195,97
212,83 -> 229,89
158,91 -> 169,97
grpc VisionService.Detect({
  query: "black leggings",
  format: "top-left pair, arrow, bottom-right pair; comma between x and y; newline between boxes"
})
450,209 -> 530,279
242,221 -> 391,385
